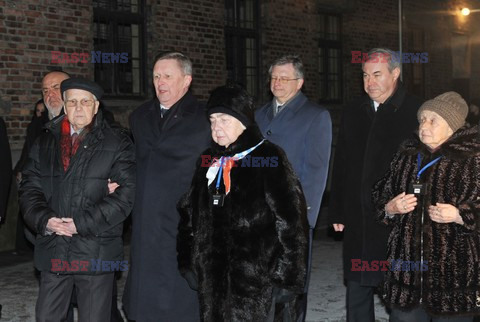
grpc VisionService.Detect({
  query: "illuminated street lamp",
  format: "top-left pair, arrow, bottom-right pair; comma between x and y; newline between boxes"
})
461,8 -> 471,16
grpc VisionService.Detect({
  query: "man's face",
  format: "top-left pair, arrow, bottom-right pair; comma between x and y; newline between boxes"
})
270,63 -> 304,104
362,60 -> 400,104
63,89 -> 99,132
42,72 -> 69,117
153,59 -> 192,108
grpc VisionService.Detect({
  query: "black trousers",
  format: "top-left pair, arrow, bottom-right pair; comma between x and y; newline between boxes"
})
390,307 -> 474,322
65,277 -> 123,322
36,272 -> 114,322
346,279 -> 375,322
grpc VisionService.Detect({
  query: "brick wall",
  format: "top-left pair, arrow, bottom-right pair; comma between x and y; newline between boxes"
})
1,0 -> 479,152
261,0 -> 321,102
148,0 -> 226,101
0,0 -> 94,150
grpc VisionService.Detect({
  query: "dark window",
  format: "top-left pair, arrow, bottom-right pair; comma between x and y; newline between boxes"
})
318,14 -> 342,103
404,29 -> 426,98
93,0 -> 146,97
225,0 -> 260,98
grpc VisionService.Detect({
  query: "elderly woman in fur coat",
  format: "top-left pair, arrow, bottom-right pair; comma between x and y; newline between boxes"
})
373,92 -> 480,321
177,84 -> 309,322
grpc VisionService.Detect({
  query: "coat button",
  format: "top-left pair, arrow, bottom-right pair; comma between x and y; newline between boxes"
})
266,130 -> 272,135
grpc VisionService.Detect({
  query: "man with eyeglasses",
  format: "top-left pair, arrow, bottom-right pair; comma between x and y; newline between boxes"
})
255,55 -> 332,321
19,78 -> 136,322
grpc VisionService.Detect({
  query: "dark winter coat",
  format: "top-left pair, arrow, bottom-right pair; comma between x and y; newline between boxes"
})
123,91 -> 211,322
19,111 -> 136,274
177,125 -> 309,322
372,125 -> 480,315
328,83 -> 422,285
0,117 -> 12,222
14,109 -> 49,175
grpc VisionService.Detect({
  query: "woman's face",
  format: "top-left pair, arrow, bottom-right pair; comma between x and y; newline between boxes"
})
418,110 -> 453,150
36,102 -> 45,117
209,113 -> 246,148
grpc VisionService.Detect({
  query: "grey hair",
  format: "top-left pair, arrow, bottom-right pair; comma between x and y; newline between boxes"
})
362,48 -> 401,73
153,51 -> 193,75
268,55 -> 304,79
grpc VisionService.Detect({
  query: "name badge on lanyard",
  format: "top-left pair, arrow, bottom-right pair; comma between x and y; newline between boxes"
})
212,158 -> 226,207
408,153 -> 442,196
211,194 -> 225,207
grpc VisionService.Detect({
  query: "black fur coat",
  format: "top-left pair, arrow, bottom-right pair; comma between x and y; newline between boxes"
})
177,125 -> 309,321
373,125 -> 480,316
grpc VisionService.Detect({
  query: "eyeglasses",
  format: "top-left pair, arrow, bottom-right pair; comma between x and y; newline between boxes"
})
65,99 -> 95,107
270,77 -> 300,84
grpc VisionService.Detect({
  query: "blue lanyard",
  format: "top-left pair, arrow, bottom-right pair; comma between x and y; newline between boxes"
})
214,140 -> 265,192
416,153 -> 442,180
215,157 -> 224,191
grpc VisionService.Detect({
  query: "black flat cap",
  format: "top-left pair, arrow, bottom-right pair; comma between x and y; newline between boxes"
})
61,78 -> 104,100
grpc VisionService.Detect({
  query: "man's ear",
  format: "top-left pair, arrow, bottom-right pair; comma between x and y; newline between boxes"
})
183,74 -> 193,89
392,67 -> 401,82
296,78 -> 304,91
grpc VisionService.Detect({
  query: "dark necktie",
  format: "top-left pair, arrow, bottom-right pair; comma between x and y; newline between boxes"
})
71,132 -> 79,146
160,107 -> 168,118
274,104 -> 284,117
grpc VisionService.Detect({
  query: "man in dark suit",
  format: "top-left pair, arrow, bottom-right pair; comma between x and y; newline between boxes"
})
255,55 -> 332,321
328,48 -> 422,321
123,51 -> 211,322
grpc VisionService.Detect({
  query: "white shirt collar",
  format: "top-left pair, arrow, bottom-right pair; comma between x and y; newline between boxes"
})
70,124 -> 83,136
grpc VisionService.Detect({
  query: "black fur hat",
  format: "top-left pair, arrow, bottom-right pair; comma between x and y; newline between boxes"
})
206,84 -> 255,127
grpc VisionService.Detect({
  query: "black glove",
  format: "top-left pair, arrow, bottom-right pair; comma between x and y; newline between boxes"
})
183,270 -> 198,291
273,287 -> 296,304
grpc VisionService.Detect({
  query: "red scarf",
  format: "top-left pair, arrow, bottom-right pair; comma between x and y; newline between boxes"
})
60,117 -> 82,171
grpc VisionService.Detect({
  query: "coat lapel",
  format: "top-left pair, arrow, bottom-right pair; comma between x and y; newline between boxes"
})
264,92 -> 308,129
145,100 -> 161,139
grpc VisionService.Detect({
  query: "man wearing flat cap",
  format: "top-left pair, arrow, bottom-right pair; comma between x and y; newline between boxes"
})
19,78 -> 136,322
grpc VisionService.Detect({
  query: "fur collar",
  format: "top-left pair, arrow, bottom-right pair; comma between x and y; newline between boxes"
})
211,124 -> 265,157
400,125 -> 480,160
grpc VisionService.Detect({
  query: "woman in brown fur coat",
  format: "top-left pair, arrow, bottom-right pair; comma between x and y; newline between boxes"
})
373,92 -> 480,321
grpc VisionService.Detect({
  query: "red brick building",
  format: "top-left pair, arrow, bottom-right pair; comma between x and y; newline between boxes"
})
1,0 -> 479,152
